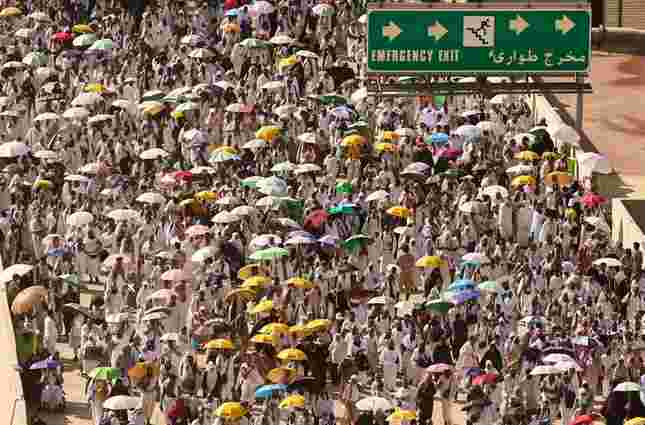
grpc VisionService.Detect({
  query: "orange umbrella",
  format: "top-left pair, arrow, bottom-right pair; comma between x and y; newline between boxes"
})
11,285 -> 48,314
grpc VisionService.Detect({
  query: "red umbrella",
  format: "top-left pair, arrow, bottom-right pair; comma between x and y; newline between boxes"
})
304,209 -> 329,231
438,148 -> 462,160
581,192 -> 606,208
472,372 -> 499,385
52,32 -> 72,42
173,170 -> 193,182
569,415 -> 593,425
223,0 -> 237,10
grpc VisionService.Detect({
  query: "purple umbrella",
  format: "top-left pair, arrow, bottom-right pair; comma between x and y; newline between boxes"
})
450,289 -> 481,304
29,358 -> 61,370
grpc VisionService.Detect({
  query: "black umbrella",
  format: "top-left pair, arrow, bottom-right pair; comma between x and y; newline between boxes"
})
325,65 -> 355,89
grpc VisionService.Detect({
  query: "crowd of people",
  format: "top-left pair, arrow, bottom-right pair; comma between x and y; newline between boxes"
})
0,1 -> 640,425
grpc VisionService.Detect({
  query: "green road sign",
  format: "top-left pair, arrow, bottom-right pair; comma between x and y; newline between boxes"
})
367,5 -> 591,74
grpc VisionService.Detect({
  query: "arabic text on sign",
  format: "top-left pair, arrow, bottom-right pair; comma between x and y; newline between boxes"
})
370,49 -> 461,64
488,49 -> 587,67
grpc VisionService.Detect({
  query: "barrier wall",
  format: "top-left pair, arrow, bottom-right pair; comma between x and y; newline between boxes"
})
0,286 -> 28,425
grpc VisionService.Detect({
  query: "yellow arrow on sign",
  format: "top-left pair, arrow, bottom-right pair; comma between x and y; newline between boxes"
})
428,21 -> 448,42
555,15 -> 576,35
382,21 -> 402,41
509,15 -> 529,35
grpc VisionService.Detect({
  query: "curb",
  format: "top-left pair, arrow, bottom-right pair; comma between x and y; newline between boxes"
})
592,27 -> 645,56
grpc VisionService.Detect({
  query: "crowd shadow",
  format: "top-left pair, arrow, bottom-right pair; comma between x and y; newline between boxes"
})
596,173 -> 636,199
607,55 -> 645,87
600,114 -> 645,138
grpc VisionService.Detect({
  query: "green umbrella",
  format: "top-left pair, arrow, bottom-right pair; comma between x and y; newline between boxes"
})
175,101 -> 200,113
441,169 -> 465,178
241,176 -> 263,188
22,51 -> 47,67
398,76 -> 417,84
328,204 -> 355,215
89,38 -> 114,50
239,38 -> 272,48
73,33 -> 97,47
342,234 -> 370,253
336,181 -> 353,194
162,95 -> 188,104
433,95 -> 446,107
141,90 -> 165,102
478,281 -> 501,293
249,247 -> 289,261
270,161 -> 297,173
88,367 -> 121,382
347,121 -> 368,131
425,299 -> 455,314
318,94 -> 348,105
60,273 -> 81,287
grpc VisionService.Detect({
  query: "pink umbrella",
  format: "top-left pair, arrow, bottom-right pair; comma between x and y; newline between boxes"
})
437,147 -> 462,160
426,363 -> 453,374
161,268 -> 192,282
185,224 -> 210,237
581,192 -> 606,208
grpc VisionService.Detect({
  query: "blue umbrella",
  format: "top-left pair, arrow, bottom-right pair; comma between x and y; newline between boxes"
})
447,279 -> 475,292
449,289 -> 481,305
225,8 -> 239,16
29,358 -> 61,370
464,367 -> 483,377
460,260 -> 481,269
255,384 -> 288,399
319,235 -> 339,246
47,247 -> 68,257
430,132 -> 449,144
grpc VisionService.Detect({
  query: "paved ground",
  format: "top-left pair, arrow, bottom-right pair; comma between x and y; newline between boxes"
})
546,51 -> 645,198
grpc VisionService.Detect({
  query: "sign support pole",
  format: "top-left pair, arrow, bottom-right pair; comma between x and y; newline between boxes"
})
576,73 -> 584,130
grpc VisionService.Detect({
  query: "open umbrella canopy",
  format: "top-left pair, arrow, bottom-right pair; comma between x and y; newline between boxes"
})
255,383 -> 288,399
103,395 -> 140,410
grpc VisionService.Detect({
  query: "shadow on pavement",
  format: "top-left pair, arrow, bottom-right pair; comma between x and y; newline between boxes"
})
608,55 -> 645,87
600,114 -> 645,138
596,173 -> 635,198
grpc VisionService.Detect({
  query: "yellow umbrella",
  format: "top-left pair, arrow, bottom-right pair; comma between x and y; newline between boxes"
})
277,348 -> 308,361
240,281 -> 262,291
415,255 -> 444,268
249,299 -> 273,314
625,418 -> 645,425
386,206 -> 412,218
288,324 -> 312,337
256,126 -> 281,142
279,394 -> 306,409
285,277 -> 315,289
223,23 -> 240,33
215,402 -> 248,419
238,264 -> 271,280
374,143 -> 397,153
171,111 -> 185,119
511,175 -> 536,188
84,83 -> 106,93
381,131 -> 400,142
195,190 -> 218,201
278,55 -> 297,70
34,179 -> 53,190
542,151 -> 560,160
341,134 -> 366,147
260,323 -> 290,335
224,288 -> 256,302
243,275 -> 272,288
204,338 -> 235,350
72,24 -> 93,33
387,410 -> 417,422
267,367 -> 296,384
214,146 -> 238,154
0,7 -> 22,16
305,319 -> 332,332
143,104 -> 163,116
515,150 -> 539,161
250,334 -> 275,345
544,171 -> 573,186
179,198 -> 195,207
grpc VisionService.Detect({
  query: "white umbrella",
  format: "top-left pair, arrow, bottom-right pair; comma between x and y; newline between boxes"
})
28,11 -> 50,22
454,124 -> 481,139
256,196 -> 280,207
614,382 -> 641,392
270,35 -> 295,45
67,211 -> 93,226
285,236 -> 315,245
191,166 -> 216,175
395,128 -> 416,138
356,396 -> 393,412
506,164 -> 533,175
366,190 -> 389,202
188,48 -> 214,59
72,92 -> 102,107
106,209 -> 141,222
243,139 -> 267,150
294,163 -> 321,174
88,114 -> 114,124
251,0 -> 275,14
139,148 -> 168,160
15,28 -> 34,38
34,112 -> 60,122
33,150 -> 58,160
192,246 -> 217,263
0,141 -> 29,158
552,124 -> 580,145
136,192 -> 166,204
462,252 -> 490,263
142,311 -> 168,321
274,104 -> 297,117
295,50 -> 319,59
489,94 -> 510,105
554,361 -> 583,372
271,161 -> 297,173
481,185 -> 508,199
216,196 -> 240,206
577,152 -> 611,174
180,34 -> 202,45
2,61 -> 27,70
231,205 -> 257,216
459,201 -> 485,214
593,258 -> 622,267
112,99 -> 134,110
0,264 -> 34,284
160,332 -> 180,342
476,121 -> 497,132
212,211 -> 241,224
542,353 -> 575,363
261,81 -> 285,91
584,216 -> 610,233
350,87 -> 368,104
64,174 -> 90,183
530,365 -> 561,375
63,107 -> 90,120
367,296 -> 391,306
